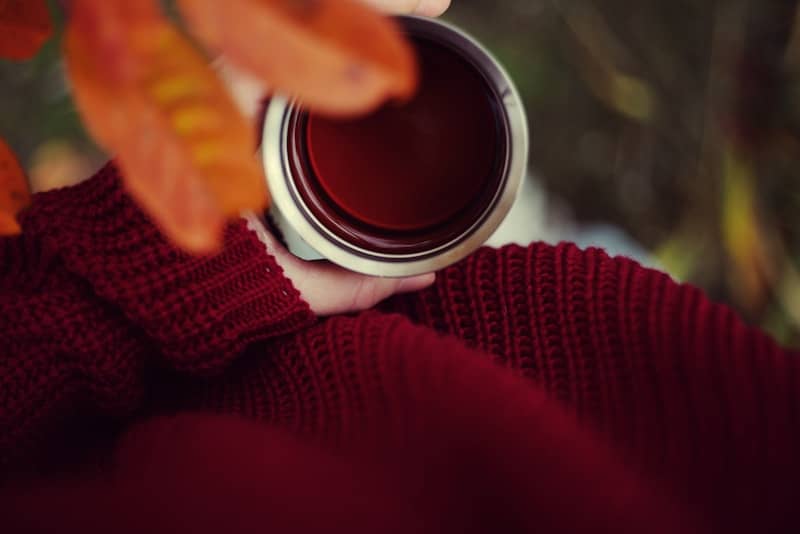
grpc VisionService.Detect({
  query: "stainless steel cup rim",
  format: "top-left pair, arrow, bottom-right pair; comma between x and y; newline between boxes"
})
261,15 -> 529,277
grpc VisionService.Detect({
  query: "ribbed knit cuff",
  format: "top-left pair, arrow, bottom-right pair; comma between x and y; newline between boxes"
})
20,162 -> 316,375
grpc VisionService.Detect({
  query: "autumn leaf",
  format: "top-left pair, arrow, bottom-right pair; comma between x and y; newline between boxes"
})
0,138 -> 31,235
64,0 -> 267,253
0,0 -> 52,60
177,0 -> 418,116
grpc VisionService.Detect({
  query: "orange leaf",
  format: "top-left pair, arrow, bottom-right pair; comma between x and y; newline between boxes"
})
177,0 -> 418,116
0,138 -> 31,235
65,0 -> 268,253
0,0 -> 52,60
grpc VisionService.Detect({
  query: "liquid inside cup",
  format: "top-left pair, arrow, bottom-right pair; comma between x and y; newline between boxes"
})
287,35 -> 509,256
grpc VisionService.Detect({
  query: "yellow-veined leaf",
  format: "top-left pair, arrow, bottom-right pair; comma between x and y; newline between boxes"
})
0,0 -> 52,60
177,0 -> 418,116
0,138 -> 31,235
65,0 -> 268,253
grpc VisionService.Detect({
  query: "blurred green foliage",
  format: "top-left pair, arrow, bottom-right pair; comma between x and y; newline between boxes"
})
445,0 -> 800,345
3,0 -> 800,344
0,0 -> 102,187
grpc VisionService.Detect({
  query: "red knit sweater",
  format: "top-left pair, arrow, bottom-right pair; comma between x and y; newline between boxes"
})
1,163 -> 798,533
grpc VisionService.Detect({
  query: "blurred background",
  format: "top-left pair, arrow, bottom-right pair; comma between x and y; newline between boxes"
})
3,0 -> 800,345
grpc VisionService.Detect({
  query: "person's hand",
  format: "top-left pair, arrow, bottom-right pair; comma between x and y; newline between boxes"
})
359,0 -> 451,17
232,0 -> 450,315
42,0 -> 448,316
244,214 -> 433,316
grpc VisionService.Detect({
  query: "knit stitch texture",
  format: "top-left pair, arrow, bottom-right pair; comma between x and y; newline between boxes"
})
1,163 -> 798,534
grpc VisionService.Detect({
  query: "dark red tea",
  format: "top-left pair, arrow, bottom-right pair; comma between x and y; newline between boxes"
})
288,35 -> 507,255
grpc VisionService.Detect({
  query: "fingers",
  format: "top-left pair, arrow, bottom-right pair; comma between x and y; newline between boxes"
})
244,213 -> 435,316
414,0 -> 451,17
359,0 -> 451,17
359,0 -> 422,14
338,271 -> 437,315
397,273 -> 437,294
289,258 -> 435,316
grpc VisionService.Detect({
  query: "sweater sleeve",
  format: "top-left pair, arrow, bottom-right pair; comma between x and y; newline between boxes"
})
1,162 -> 315,464
18,162 -> 315,373
0,232 -> 149,465
381,242 -> 800,533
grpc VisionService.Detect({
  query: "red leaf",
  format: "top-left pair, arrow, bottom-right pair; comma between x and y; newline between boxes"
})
0,0 -> 52,60
0,138 -> 31,235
